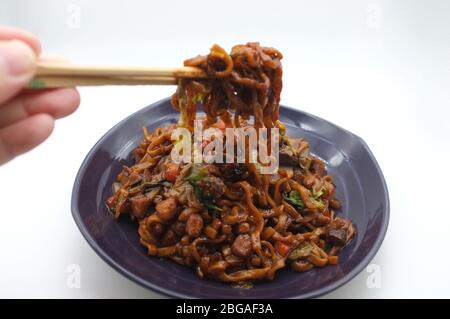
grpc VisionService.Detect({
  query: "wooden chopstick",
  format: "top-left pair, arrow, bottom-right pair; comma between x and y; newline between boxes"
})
28,76 -> 178,88
27,61 -> 206,88
35,62 -> 206,78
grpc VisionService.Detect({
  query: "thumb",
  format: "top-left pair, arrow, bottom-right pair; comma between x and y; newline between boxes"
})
0,40 -> 36,105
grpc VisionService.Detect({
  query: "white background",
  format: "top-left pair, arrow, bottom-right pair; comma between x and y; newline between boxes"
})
0,0 -> 449,298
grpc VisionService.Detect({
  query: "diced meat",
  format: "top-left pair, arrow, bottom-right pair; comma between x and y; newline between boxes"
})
149,222 -> 164,237
116,199 -> 130,215
293,168 -> 303,182
311,158 -> 325,177
172,221 -> 186,236
238,222 -> 250,234
197,175 -> 226,199
278,166 -> 294,178
130,195 -> 152,219
205,164 -> 221,176
165,163 -> 180,182
155,197 -> 178,221
231,234 -> 253,258
132,147 -> 146,162
106,196 -> 116,209
205,225 -> 218,239
279,144 -> 299,166
128,172 -> 142,186
329,198 -> 341,209
186,213 -> 204,237
161,229 -> 177,246
220,163 -> 248,181
210,218 -> 222,230
117,168 -> 130,184
327,228 -> 347,246
303,174 -> 316,189
323,180 -> 336,198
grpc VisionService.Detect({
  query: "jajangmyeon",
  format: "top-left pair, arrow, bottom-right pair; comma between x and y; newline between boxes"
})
106,43 -> 355,284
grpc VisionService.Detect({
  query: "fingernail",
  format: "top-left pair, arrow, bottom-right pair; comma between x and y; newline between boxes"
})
0,40 -> 36,77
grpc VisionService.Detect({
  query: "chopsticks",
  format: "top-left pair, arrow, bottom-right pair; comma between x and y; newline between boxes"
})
27,61 -> 207,88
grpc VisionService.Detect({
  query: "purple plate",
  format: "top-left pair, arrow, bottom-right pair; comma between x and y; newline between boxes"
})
71,97 -> 389,299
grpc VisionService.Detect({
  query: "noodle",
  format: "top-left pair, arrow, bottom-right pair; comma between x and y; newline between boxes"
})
106,43 -> 356,284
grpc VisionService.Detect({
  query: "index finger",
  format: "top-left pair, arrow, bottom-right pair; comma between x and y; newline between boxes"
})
0,25 -> 41,55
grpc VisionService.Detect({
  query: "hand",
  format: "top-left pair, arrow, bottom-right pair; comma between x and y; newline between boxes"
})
0,25 -> 80,165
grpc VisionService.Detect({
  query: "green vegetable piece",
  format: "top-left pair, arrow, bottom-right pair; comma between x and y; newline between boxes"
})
283,191 -> 305,209
192,93 -> 204,104
312,186 -> 325,199
288,242 -> 313,260
203,201 -> 223,211
309,197 -> 325,210
185,164 -> 209,183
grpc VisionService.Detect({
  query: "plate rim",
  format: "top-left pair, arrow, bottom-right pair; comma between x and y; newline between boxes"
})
71,97 -> 390,299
